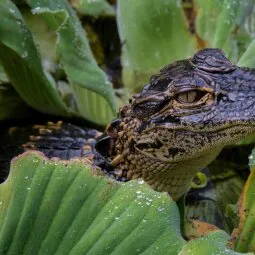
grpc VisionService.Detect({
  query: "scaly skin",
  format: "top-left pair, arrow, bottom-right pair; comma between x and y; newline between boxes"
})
97,48 -> 255,200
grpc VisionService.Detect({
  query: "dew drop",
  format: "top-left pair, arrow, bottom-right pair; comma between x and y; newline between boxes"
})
157,207 -> 165,212
138,179 -> 144,185
154,51 -> 160,58
32,7 -> 41,14
22,51 -> 28,58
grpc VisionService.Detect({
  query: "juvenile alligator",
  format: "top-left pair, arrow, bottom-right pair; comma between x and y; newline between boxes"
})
1,48 -> 255,201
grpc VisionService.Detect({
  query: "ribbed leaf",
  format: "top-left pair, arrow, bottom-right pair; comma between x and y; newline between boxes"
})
195,0 -> 254,62
233,167 -> 255,253
195,0 -> 222,44
117,0 -> 197,92
0,0 -> 71,116
0,152 -> 185,254
26,0 -> 117,125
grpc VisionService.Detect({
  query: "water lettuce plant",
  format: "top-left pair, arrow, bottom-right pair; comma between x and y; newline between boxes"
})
1,0 -> 255,254
0,152 -> 253,254
0,0 -> 116,125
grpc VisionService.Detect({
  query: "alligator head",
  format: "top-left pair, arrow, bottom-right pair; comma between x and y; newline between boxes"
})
97,48 -> 255,200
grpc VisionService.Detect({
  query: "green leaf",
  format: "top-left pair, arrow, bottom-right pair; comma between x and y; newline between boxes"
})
27,0 -> 117,125
212,1 -> 242,52
0,0 -> 71,116
233,167 -> 255,253
22,8 -> 58,74
195,0 -> 254,62
71,0 -> 115,17
243,7 -> 255,39
179,230 -> 252,255
195,0 -> 222,44
117,0 -> 197,92
238,39 -> 255,68
0,152 -> 185,254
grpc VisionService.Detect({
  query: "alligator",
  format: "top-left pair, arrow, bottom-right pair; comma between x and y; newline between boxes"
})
1,48 -> 255,201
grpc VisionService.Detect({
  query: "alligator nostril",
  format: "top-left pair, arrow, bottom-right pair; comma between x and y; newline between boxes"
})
216,93 -> 227,103
227,92 -> 237,101
217,91 -> 236,102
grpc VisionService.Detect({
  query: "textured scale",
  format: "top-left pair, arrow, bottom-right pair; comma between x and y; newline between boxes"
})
0,121 -> 101,182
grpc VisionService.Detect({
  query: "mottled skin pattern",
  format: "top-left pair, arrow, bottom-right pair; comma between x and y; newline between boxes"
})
0,121 -> 101,183
97,48 -> 255,200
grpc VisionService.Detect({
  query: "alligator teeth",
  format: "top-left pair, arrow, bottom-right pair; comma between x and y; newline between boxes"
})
29,135 -> 42,141
111,154 -> 123,166
39,128 -> 52,135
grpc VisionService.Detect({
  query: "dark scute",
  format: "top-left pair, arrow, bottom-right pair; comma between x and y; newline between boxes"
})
136,138 -> 163,150
95,135 -> 112,157
152,115 -> 180,124
160,60 -> 193,76
143,60 -> 194,95
107,118 -> 122,136
193,48 -> 226,62
132,100 -> 165,119
168,147 -> 185,157
140,84 -> 151,94
192,48 -> 234,72
136,121 -> 150,133
147,76 -> 172,93
109,118 -> 122,129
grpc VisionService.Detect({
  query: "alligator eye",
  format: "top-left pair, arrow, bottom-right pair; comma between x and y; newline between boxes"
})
177,90 -> 201,103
